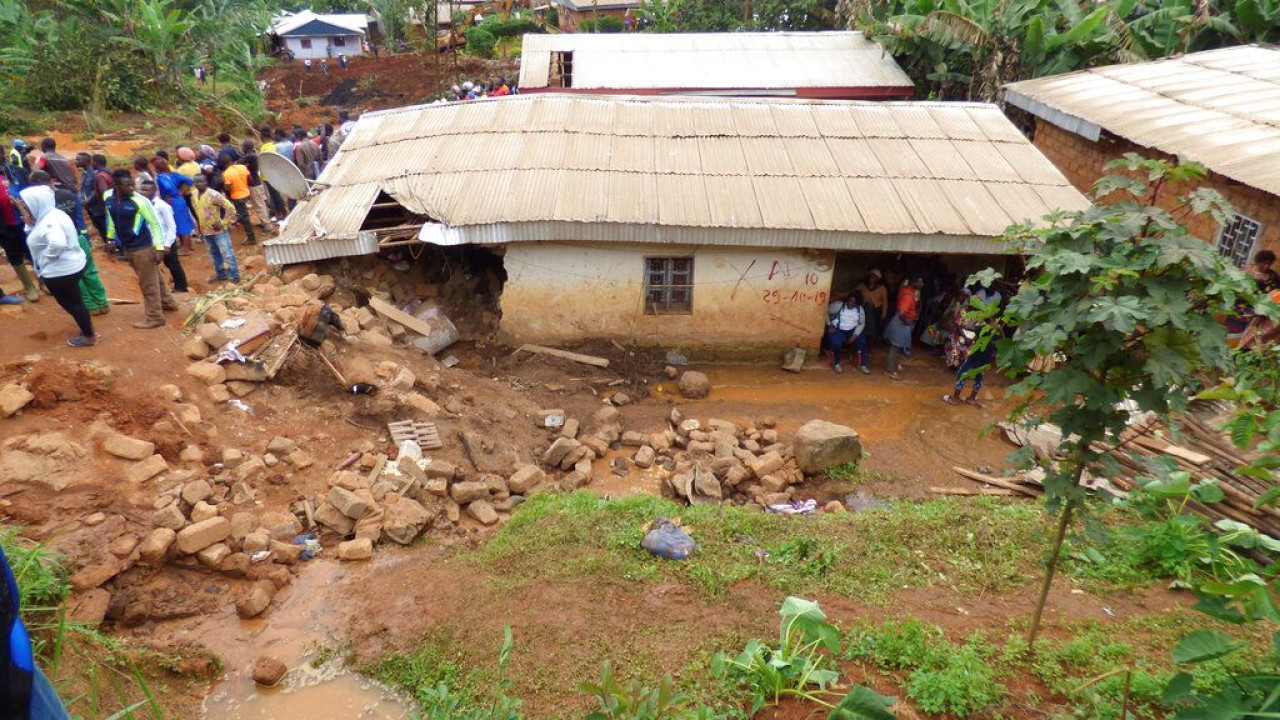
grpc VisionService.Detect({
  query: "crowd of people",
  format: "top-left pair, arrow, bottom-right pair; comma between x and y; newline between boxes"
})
0,111 -> 355,348
433,77 -> 519,103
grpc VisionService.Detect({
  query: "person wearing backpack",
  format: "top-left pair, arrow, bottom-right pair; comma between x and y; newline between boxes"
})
827,294 -> 869,375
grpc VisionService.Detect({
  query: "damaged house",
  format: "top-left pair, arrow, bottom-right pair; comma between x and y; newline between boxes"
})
263,94 -> 1088,349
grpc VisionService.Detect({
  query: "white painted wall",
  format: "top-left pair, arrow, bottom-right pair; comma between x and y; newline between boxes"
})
285,35 -> 365,60
498,241 -> 836,348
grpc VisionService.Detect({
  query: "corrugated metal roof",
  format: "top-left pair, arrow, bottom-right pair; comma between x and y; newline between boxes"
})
264,95 -> 1087,265
271,10 -> 368,35
1004,44 -> 1280,196
517,32 -> 913,91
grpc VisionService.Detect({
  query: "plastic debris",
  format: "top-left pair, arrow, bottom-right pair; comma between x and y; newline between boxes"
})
641,517 -> 696,560
766,499 -> 819,515
220,318 -> 247,329
398,439 -> 423,461
293,533 -> 321,561
228,399 -> 253,413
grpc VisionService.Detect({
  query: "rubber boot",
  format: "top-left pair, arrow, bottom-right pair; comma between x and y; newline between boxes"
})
14,264 -> 38,303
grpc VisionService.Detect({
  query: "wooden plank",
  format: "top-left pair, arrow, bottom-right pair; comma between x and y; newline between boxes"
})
518,344 -> 610,368
952,466 -> 1043,498
929,486 -> 1019,497
368,297 -> 437,338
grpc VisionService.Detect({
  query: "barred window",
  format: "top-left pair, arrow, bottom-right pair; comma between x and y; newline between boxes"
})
1218,214 -> 1262,267
644,257 -> 693,314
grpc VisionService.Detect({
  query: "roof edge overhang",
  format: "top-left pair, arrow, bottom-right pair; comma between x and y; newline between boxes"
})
518,86 -> 915,97
1004,89 -> 1102,143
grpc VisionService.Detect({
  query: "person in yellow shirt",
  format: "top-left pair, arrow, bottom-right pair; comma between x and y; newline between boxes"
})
218,156 -> 256,245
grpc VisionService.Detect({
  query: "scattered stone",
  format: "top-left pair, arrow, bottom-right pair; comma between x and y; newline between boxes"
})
197,322 -> 229,349
69,588 -> 111,626
157,384 -> 183,402
449,481 -> 488,505
266,436 -> 296,455
536,408 -> 566,428
207,384 -> 232,403
824,500 -> 846,514
139,528 -> 177,563
197,542 -> 232,567
610,392 -> 632,406
404,393 -> 442,417
542,437 -> 581,468
174,403 -> 202,426
252,656 -> 288,687
507,465 -> 545,494
220,552 -> 251,577
103,433 -> 155,461
285,450 -> 314,469
664,365 -> 679,379
70,562 -> 122,592
314,502 -> 355,535
620,431 -> 646,447
748,451 -> 786,480
181,479 -> 213,505
185,362 -> 226,385
634,446 -> 656,469
338,538 -> 373,561
182,336 -> 210,360
466,499 -> 499,525
222,448 -> 246,468
234,456 -> 267,482
236,580 -> 276,619
793,420 -> 862,475
230,512 -> 256,542
226,381 -> 258,398
329,486 -> 370,520
242,531 -> 270,555
389,367 -> 416,392
263,452 -> 279,468
269,540 -> 303,565
176,517 -> 232,554
190,501 -> 218,524
381,496 -> 429,545
127,454 -> 169,484
152,504 -> 186,530
84,512 -> 107,526
561,418 -> 580,439
677,371 -> 711,399
422,459 -> 457,480
179,445 -> 205,463
259,510 -> 303,541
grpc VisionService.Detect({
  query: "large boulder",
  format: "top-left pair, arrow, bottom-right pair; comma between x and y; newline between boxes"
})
677,371 -> 711,399
381,496 -> 429,545
792,420 -> 862,475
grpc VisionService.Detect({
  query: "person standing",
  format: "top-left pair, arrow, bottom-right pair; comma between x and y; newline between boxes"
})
827,294 -> 869,374
19,174 -> 95,346
138,179 -> 187,293
943,325 -> 996,407
216,133 -> 241,165
856,270 -> 887,347
131,157 -> 154,186
337,110 -> 357,142
1249,250 -> 1279,292
42,173 -> 109,316
175,147 -> 201,182
79,155 -> 113,251
32,138 -> 77,190
884,277 -> 923,380
0,171 -> 37,302
238,140 -> 275,235
218,156 -> 256,245
293,129 -> 319,181
190,173 -> 240,284
151,157 -> 197,256
105,169 -> 174,329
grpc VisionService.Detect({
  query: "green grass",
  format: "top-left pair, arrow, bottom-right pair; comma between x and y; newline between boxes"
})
469,491 -> 1046,603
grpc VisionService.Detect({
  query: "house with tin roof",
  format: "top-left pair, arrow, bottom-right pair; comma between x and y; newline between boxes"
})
270,11 -> 369,60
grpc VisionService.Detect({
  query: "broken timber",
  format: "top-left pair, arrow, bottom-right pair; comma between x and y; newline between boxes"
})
368,297 -> 439,344
517,344 -> 610,368
952,466 -> 1042,498
387,420 -> 443,450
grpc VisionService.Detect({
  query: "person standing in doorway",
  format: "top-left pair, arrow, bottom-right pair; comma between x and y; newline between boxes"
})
106,169 -> 174,329
827,293 -> 869,375
190,173 -> 240,284
218,156 -> 256,245
138,179 -> 187,293
856,269 -> 887,347
884,277 -> 923,380
19,174 -> 95,346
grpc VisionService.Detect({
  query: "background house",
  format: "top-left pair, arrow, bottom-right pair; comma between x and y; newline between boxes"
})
518,32 -> 914,99
548,0 -> 640,32
271,11 -> 370,60
264,95 -> 1087,348
1005,44 -> 1280,264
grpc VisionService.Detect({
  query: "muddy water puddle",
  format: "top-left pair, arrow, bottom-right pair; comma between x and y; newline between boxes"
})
194,561 -> 411,720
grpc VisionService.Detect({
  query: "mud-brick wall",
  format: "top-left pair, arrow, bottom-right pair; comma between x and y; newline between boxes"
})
498,242 -> 836,348
1032,118 -> 1280,258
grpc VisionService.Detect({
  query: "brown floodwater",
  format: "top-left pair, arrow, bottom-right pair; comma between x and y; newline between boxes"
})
189,561 -> 411,720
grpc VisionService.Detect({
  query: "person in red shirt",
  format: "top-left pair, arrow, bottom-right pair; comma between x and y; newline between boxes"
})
884,277 -> 923,379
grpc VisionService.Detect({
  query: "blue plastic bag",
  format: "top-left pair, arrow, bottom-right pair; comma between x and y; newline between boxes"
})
642,517 -> 696,560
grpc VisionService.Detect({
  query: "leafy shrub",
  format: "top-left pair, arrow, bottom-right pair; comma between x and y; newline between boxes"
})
846,620 -> 942,670
582,660 -> 698,720
482,16 -> 539,37
905,642 -> 1004,717
464,27 -> 498,57
579,15 -> 624,32
0,106 -> 41,136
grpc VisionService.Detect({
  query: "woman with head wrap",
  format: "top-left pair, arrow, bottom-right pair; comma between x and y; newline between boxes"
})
151,156 -> 197,256
175,147 -> 201,181
198,144 -> 217,164
20,172 -> 94,346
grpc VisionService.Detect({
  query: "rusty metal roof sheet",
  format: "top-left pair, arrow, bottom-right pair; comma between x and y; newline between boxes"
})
265,95 -> 1086,263
517,32 -> 913,92
1005,44 -> 1280,196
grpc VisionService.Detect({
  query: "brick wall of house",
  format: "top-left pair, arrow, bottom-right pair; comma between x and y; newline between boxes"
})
1031,118 -> 1280,260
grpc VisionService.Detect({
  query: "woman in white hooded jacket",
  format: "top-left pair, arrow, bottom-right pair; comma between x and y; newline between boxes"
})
20,173 -> 95,347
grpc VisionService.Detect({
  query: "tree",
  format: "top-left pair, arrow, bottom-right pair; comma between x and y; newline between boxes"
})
991,154 -> 1256,646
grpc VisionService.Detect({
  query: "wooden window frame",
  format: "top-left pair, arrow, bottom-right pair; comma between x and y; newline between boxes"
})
644,256 -> 694,315
550,51 -> 574,88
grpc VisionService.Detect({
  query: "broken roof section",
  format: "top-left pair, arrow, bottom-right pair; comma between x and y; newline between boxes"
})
518,31 -> 913,96
1004,44 -> 1280,197
263,94 -> 1089,265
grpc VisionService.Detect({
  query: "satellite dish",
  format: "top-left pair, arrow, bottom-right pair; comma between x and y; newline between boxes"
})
259,151 -> 311,201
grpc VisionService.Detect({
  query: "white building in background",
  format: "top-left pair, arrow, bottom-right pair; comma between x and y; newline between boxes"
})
271,11 -> 370,60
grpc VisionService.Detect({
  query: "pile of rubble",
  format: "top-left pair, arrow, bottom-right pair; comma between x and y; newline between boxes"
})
538,407 -> 863,508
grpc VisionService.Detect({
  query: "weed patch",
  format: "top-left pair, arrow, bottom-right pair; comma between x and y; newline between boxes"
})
471,492 -> 1045,603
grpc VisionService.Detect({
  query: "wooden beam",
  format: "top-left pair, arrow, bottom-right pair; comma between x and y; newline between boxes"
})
952,466 -> 1042,497
369,297 -> 439,340
517,343 -> 610,368
929,486 -> 1019,497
